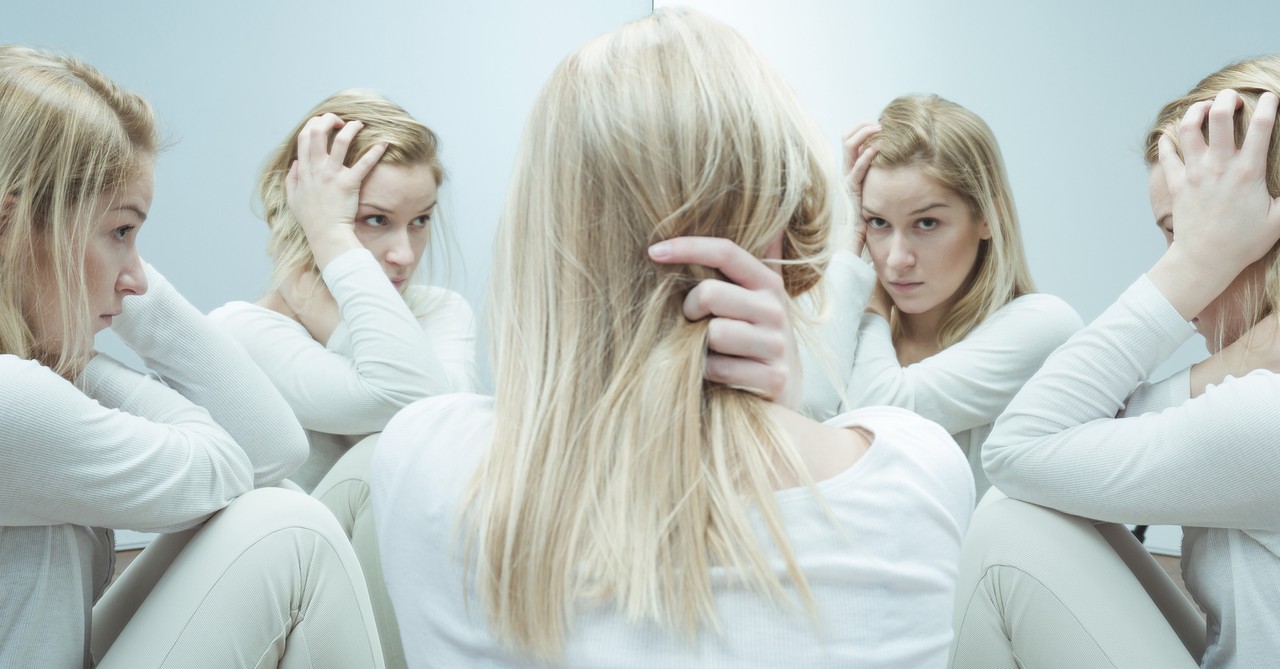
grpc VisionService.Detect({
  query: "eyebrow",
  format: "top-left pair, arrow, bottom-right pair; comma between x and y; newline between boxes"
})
112,204 -> 148,221
359,200 -> 438,214
862,202 -> 950,218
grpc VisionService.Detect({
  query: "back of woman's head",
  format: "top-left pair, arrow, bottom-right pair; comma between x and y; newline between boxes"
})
1144,56 -> 1280,338
474,7 -> 838,658
869,94 -> 1034,347
258,89 -> 444,288
0,44 -> 157,376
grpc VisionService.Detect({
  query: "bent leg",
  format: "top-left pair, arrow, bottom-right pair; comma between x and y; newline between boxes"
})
94,487 -> 384,668
949,492 -> 1200,669
312,434 -> 405,669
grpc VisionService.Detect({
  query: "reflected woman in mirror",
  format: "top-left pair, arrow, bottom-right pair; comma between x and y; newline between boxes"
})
802,95 -> 1082,499
209,91 -> 478,669
954,58 -> 1280,668
0,45 -> 383,668
210,90 -> 478,493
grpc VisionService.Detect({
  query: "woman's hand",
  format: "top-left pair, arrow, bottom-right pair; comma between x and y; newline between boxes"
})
1149,89 -> 1280,320
284,113 -> 386,271
841,121 -> 881,256
648,236 -> 802,410
278,269 -> 341,346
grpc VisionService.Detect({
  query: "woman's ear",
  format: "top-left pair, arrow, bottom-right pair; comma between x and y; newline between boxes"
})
979,218 -> 992,241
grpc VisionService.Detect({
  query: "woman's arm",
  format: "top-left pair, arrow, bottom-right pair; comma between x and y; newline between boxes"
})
987,90 -> 1280,528
843,294 -> 1083,434
984,277 -> 1280,529
0,265 -> 307,530
108,264 -> 308,486
212,249 -> 467,434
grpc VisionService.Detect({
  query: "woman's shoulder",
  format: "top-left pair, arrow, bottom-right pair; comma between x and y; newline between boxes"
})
376,394 -> 494,469
975,292 -> 1083,345
824,405 -> 975,507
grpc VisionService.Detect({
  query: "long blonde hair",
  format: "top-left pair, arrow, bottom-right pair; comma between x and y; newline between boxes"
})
469,8 -> 838,658
257,89 -> 444,290
0,44 -> 157,377
868,94 -> 1035,349
1144,55 -> 1280,348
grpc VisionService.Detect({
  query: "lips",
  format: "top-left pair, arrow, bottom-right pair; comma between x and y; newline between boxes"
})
888,281 -> 923,292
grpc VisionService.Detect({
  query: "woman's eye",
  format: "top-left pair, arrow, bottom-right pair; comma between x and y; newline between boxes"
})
112,225 -> 135,241
362,215 -> 388,227
866,217 -> 888,230
916,218 -> 939,231
410,214 -> 433,228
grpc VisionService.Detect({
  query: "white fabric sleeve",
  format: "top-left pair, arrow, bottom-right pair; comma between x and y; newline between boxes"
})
212,248 -> 476,435
843,294 -> 1083,434
0,264 -> 306,531
799,251 -> 878,420
1118,366 -> 1192,417
984,274 -> 1280,529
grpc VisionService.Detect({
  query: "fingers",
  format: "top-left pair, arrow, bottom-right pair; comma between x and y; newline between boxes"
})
682,278 -> 785,325
648,236 -> 785,295
841,121 -> 881,183
351,141 -> 388,180
1157,134 -> 1186,192
327,117 -> 364,166
704,354 -> 786,402
706,316 -> 786,361
1241,91 -> 1279,170
1205,89 -> 1242,159
298,113 -> 345,167
847,143 -> 879,198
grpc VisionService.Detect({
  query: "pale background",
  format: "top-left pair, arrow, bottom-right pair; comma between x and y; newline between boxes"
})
9,1 -> 1280,553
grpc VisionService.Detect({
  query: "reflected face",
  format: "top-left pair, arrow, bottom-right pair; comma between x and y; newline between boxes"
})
353,163 -> 438,293
30,167 -> 153,353
862,163 -> 990,333
1148,164 -> 1265,353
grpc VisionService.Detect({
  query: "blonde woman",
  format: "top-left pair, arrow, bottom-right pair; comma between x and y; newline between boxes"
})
209,90 -> 477,492
371,9 -> 973,668
803,95 -> 1081,498
952,63 -> 1280,668
0,45 -> 383,668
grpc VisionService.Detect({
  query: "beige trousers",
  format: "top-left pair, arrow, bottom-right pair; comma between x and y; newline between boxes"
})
950,490 -> 1206,669
91,487 -> 385,668
312,434 -> 406,669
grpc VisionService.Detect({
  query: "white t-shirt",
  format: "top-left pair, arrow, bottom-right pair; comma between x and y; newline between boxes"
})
372,395 -> 973,668
801,250 -> 1082,498
985,274 -> 1280,669
209,248 -> 477,489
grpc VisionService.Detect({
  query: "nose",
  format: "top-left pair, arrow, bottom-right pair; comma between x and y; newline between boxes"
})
117,251 -> 148,297
384,228 -> 416,268
885,232 -> 914,271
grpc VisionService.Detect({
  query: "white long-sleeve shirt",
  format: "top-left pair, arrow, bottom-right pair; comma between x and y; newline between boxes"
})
371,396 -> 973,669
984,274 -> 1280,669
209,248 -> 478,490
0,265 -> 307,669
801,251 -> 1082,497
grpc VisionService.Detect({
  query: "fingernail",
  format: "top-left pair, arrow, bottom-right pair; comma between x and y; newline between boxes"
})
648,241 -> 671,259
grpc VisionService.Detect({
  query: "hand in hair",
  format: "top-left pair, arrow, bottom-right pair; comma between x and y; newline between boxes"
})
278,268 -> 341,346
841,121 -> 881,256
284,113 -> 387,270
1148,90 -> 1280,320
648,236 -> 802,410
